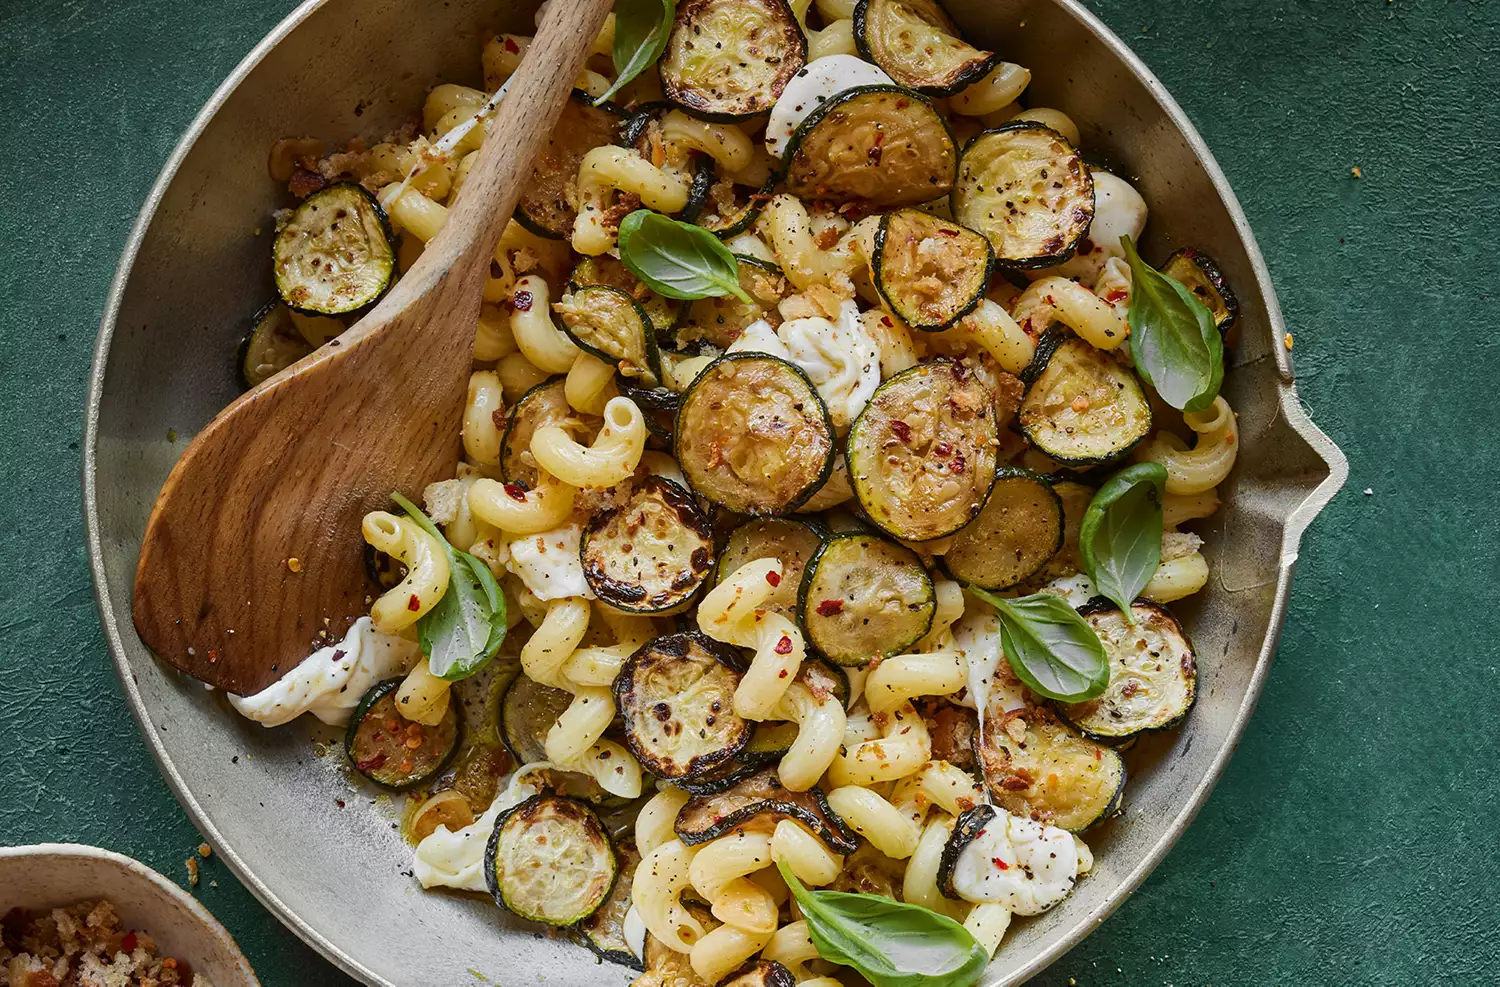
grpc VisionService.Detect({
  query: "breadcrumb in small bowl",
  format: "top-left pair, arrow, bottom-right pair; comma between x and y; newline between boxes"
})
0,845 -> 258,987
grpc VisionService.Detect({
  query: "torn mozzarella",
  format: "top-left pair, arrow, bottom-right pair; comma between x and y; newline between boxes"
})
1039,572 -> 1099,609
952,610 -> 1028,715
949,809 -> 1080,915
777,301 -> 881,431
506,524 -> 592,601
412,770 -> 543,891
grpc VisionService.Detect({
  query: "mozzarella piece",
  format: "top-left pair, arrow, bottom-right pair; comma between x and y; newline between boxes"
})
229,617 -> 418,728
1040,572 -> 1098,609
623,902 -> 647,959
1032,172 -> 1148,283
506,523 -> 592,601
949,809 -> 1080,915
412,770 -> 542,891
952,610 -> 1028,715
766,55 -> 894,159
777,301 -> 881,431
726,318 -> 792,360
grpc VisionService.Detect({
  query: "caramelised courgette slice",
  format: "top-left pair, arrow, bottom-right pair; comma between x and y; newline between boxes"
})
942,467 -> 1064,591
576,838 -> 644,970
499,376 -> 574,488
570,253 -> 682,342
237,301 -> 312,389
273,183 -> 395,315
615,632 -> 753,780
673,721 -> 803,797
486,794 -> 617,925
498,673 -> 572,766
583,477 -> 715,614
1018,332 -> 1151,465
1162,247 -> 1239,336
715,517 -> 826,616
556,284 -> 663,382
1034,477 -> 1095,582
515,92 -> 626,239
719,960 -> 798,987
675,767 -> 858,854
783,85 -> 957,208
1058,601 -> 1197,741
952,123 -> 1095,269
872,209 -> 993,331
675,353 -> 836,515
345,678 -> 460,791
695,175 -> 774,239
974,703 -> 1125,832
799,533 -> 935,666
846,360 -> 999,542
674,256 -> 786,350
853,0 -> 998,96
661,0 -> 808,121
615,372 -> 682,413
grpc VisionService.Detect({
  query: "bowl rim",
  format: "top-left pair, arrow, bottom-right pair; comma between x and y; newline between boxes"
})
0,843 -> 261,986
81,1 -> 1348,984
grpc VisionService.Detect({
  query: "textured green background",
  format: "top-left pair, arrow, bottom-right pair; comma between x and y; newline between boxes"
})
2,1 -> 1497,984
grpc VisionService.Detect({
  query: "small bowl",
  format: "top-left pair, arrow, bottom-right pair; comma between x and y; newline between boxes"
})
0,844 -> 259,987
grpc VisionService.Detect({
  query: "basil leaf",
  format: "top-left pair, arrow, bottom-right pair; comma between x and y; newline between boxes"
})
1079,463 -> 1167,621
594,0 -> 675,106
970,588 -> 1109,702
390,492 -> 506,680
1122,235 -> 1224,413
778,862 -> 989,987
617,210 -> 753,302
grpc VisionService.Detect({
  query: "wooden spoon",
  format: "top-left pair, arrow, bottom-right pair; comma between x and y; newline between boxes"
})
132,0 -> 614,695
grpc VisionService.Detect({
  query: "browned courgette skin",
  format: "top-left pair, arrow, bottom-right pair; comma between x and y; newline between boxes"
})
660,0 -> 808,122
582,477 -> 715,614
716,959 -> 798,987
674,767 -> 858,854
514,92 -> 626,239
344,677 -> 461,791
485,794 -> 617,926
853,0 -> 999,97
614,631 -> 752,780
937,803 -> 995,900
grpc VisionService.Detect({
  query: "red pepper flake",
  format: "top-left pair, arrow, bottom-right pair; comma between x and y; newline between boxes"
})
816,599 -> 844,617
992,857 -> 1010,870
881,316 -> 893,327
778,669 -> 789,678
503,36 -> 520,53
1105,289 -> 1129,304
512,289 -> 533,312
121,931 -> 138,953
895,98 -> 910,109
934,440 -> 952,457
356,755 -> 388,771
407,594 -> 421,611
206,648 -> 219,664
890,419 -> 912,444
766,570 -> 781,588
774,635 -> 793,655
503,483 -> 528,502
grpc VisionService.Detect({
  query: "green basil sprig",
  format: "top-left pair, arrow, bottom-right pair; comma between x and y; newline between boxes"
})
390,493 -> 506,681
778,862 -> 989,987
1122,235 -> 1224,413
969,588 -> 1108,702
593,0 -> 676,106
618,210 -> 752,302
1079,462 -> 1167,621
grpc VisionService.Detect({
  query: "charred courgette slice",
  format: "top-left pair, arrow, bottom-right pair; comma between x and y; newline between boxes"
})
675,353 -> 836,516
1034,478 -> 1095,582
272,183 -> 395,316
615,632 -> 752,780
499,673 -> 572,766
237,301 -> 312,389
515,92 -> 626,239
556,284 -> 663,382
661,0 -> 808,121
846,360 -> 1000,542
486,794 -> 617,925
799,533 -> 935,666
941,468 -> 1064,591
952,123 -> 1095,269
717,960 -> 798,987
675,767 -> 858,854
872,209 -> 993,331
673,721 -> 803,797
715,517 -> 826,616
583,477 -> 715,614
1162,247 -> 1239,336
674,256 -> 787,350
974,703 -> 1125,832
853,0 -> 998,96
345,678 -> 460,791
1018,332 -> 1152,465
783,85 -> 957,208
1058,601 -> 1197,741
499,376 -> 574,488
570,253 -> 682,342
695,176 -> 774,239
576,838 -> 644,970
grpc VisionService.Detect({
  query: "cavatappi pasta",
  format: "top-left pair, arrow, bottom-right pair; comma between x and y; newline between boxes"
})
235,1 -> 1245,981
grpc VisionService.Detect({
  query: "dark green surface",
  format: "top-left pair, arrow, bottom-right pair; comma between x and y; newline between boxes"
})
2,1 -> 1497,984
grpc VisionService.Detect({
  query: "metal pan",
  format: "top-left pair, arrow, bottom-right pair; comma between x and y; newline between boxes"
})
82,1 -> 1347,983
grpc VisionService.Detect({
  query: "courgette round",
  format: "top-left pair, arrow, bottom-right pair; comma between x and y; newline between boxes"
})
846,360 -> 1000,542
1058,601 -> 1197,741
661,0 -> 808,121
695,175 -> 774,239
675,767 -> 858,854
1162,247 -> 1239,336
1018,332 -> 1152,465
569,253 -> 682,343
615,372 -> 682,412
485,794 -> 617,926
674,256 -> 786,350
499,376 -> 574,488
614,632 -> 752,780
974,704 -> 1125,832
1033,478 -> 1095,583
344,678 -> 461,791
237,301 -> 313,389
515,92 -> 627,239
718,960 -> 798,987
582,477 -> 715,614
941,467 -> 1064,591
675,353 -> 836,515
576,838 -> 645,970
952,122 -> 1095,269
799,533 -> 935,666
715,517 -> 826,616
853,0 -> 998,97
272,183 -> 395,315
499,673 -> 573,765
783,85 -> 957,208
556,284 -> 663,382
872,209 -> 993,331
